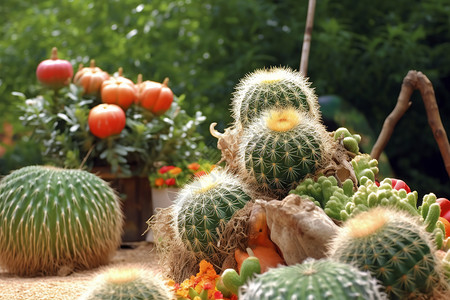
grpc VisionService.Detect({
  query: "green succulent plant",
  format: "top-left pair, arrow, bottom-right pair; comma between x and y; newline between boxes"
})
239,108 -> 331,198
240,258 -> 387,300
330,206 -> 447,299
0,165 -> 123,276
79,265 -> 174,300
231,67 -> 320,128
174,168 -> 252,261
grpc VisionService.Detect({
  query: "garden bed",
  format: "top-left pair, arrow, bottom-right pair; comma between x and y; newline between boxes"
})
0,242 -> 159,300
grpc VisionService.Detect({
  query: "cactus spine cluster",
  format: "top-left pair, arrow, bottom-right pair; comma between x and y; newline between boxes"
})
0,165 -> 123,276
231,67 -> 320,127
174,168 -> 252,259
79,265 -> 174,300
240,258 -> 386,300
238,107 -> 331,197
330,206 -> 445,299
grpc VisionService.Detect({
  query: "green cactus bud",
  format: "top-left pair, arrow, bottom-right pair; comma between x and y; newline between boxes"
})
0,165 -> 123,276
330,207 -> 446,299
334,127 -> 361,154
239,108 -> 331,197
79,265 -> 174,300
222,256 -> 261,295
240,258 -> 387,300
290,175 -> 354,217
231,67 -> 320,127
351,154 -> 379,184
174,168 -> 252,260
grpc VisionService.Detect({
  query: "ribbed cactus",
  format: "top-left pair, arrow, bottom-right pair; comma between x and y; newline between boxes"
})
0,165 -> 123,276
330,207 -> 446,299
174,168 -> 252,260
238,107 -> 331,197
79,265 -> 174,300
240,258 -> 387,300
231,67 -> 320,127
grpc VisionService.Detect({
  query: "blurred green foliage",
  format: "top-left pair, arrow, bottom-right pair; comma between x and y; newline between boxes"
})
1,0 -> 449,197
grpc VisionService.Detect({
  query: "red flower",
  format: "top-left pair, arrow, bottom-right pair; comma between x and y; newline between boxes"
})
194,171 -> 207,178
214,291 -> 224,299
165,178 -> 176,186
159,165 -> 175,174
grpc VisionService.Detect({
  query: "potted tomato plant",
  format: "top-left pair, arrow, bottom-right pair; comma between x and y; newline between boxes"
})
16,49 -> 211,241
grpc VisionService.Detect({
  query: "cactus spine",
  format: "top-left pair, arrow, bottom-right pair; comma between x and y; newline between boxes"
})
240,258 -> 387,300
174,168 -> 252,260
239,107 -> 331,197
231,67 -> 320,127
330,206 -> 446,299
0,165 -> 123,276
79,265 -> 174,300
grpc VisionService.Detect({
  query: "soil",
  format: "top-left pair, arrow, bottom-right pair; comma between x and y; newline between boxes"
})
0,242 -> 160,300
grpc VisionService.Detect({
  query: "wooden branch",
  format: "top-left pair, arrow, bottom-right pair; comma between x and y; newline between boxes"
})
299,0 -> 316,76
370,70 -> 450,178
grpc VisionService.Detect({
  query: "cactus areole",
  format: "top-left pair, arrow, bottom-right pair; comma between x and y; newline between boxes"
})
0,165 -> 123,276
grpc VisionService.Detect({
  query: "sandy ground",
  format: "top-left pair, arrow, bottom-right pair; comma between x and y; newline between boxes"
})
0,242 -> 160,300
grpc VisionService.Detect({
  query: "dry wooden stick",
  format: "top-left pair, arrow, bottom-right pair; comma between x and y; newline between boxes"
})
370,70 -> 450,178
299,0 -> 316,76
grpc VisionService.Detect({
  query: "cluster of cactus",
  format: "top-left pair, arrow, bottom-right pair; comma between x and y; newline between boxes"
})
0,165 -> 123,276
79,265 -> 174,300
330,206 -> 446,299
231,67 -> 334,198
174,168 -> 252,260
240,258 -> 386,300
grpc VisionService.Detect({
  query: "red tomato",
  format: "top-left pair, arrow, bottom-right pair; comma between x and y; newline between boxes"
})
436,198 -> 450,222
36,47 -> 73,89
136,77 -> 174,116
88,104 -> 126,139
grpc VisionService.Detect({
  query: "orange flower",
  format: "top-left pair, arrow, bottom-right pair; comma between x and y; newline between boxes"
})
169,167 -> 182,175
154,177 -> 165,187
188,162 -> 201,171
194,171 -> 207,178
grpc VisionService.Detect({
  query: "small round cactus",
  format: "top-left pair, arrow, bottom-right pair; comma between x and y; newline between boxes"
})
0,165 -> 123,276
240,258 -> 387,300
79,265 -> 174,300
174,168 -> 252,260
231,67 -> 320,127
238,107 -> 331,197
330,206 -> 446,299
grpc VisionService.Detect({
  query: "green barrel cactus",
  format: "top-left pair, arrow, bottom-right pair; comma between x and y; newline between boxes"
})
231,67 -> 320,127
238,107 -> 331,197
79,265 -> 174,300
240,258 -> 387,300
0,165 -> 123,276
330,206 -> 446,299
174,168 -> 252,260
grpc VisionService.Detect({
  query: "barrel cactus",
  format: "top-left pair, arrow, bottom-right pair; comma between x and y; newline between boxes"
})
231,67 -> 320,127
238,107 -> 331,197
330,206 -> 447,299
240,258 -> 387,300
79,265 -> 174,300
0,165 -> 123,276
174,168 -> 252,260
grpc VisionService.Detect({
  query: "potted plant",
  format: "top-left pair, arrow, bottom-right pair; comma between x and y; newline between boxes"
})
15,47 -> 209,241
